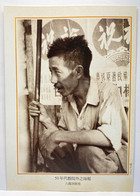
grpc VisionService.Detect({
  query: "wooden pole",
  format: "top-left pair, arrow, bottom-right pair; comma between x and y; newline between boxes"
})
32,20 -> 42,172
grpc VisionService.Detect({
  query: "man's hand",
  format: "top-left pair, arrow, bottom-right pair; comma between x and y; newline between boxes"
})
29,101 -> 59,130
29,101 -> 51,124
40,131 -> 59,160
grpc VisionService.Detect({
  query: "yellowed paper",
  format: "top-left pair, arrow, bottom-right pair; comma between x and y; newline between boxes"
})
4,6 -> 136,191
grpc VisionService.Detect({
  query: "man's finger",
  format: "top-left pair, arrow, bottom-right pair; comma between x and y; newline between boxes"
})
40,144 -> 46,151
29,105 -> 39,110
47,152 -> 54,160
29,110 -> 40,114
30,113 -> 39,117
32,101 -> 42,107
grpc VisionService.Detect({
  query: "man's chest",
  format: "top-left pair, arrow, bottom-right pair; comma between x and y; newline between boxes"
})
63,104 -> 100,131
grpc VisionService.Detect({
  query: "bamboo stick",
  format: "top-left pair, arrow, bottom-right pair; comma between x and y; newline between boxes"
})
32,20 -> 42,172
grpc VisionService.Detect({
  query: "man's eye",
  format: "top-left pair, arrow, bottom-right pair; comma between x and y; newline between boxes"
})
56,71 -> 61,75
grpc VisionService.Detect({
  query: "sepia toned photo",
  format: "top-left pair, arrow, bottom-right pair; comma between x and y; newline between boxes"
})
17,17 -> 130,174
4,6 -> 136,191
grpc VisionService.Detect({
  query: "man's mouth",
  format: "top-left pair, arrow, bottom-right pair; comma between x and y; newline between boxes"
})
55,86 -> 64,94
54,83 -> 65,94
58,87 -> 65,94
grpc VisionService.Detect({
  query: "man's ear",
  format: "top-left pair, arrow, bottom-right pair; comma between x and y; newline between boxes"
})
74,65 -> 84,78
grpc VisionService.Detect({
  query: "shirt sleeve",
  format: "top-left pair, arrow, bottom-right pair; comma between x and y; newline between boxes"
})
97,84 -> 125,151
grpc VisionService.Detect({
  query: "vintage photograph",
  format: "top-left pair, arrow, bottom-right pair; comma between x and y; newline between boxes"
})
17,17 -> 130,174
4,6 -> 136,191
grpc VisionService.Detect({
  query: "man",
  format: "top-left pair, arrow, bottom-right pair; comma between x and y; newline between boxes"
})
29,35 -> 128,173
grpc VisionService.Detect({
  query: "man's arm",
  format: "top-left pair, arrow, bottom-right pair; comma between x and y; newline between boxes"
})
51,129 -> 112,147
41,128 -> 111,160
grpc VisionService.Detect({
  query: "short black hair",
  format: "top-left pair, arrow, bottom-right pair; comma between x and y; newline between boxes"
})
47,35 -> 92,77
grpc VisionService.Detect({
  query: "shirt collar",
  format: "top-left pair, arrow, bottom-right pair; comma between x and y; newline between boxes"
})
65,77 -> 99,106
86,77 -> 99,106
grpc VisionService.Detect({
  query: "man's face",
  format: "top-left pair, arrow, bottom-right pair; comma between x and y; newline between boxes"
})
49,56 -> 79,97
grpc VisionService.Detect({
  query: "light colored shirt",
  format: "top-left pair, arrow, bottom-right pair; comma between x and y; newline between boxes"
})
58,77 -> 128,152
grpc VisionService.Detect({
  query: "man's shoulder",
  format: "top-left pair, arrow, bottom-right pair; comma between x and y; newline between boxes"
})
98,81 -> 118,93
96,80 -> 120,101
90,77 -> 118,94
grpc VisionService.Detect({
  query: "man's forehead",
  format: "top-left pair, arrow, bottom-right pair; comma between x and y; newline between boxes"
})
49,56 -> 64,66
49,56 -> 74,69
49,56 -> 64,63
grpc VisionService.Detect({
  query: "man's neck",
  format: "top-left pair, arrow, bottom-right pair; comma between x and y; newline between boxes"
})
73,77 -> 90,113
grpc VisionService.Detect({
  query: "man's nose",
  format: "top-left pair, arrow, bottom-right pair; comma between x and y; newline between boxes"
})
51,73 -> 58,84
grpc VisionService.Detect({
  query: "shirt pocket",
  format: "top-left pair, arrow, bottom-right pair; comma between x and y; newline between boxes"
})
82,105 -> 99,130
